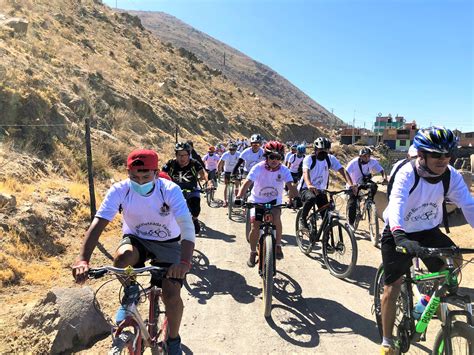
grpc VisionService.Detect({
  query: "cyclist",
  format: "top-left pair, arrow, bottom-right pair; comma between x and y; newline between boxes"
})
286,144 -> 306,183
345,147 -> 388,227
297,137 -> 353,231
202,146 -> 220,186
217,143 -> 241,207
72,149 -> 194,355
235,141 -> 301,263
162,142 -> 212,235
388,144 -> 418,179
284,144 -> 297,165
232,133 -> 265,178
379,127 -> 474,354
186,140 -> 205,168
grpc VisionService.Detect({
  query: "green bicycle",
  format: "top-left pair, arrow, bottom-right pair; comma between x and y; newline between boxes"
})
373,246 -> 474,354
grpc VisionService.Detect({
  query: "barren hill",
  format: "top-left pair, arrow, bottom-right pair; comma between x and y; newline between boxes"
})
128,10 -> 342,126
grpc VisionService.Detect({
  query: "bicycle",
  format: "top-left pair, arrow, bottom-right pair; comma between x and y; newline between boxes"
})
373,246 -> 474,354
242,201 -> 293,317
88,265 -> 170,355
226,174 -> 241,219
295,189 -> 358,279
346,180 -> 380,246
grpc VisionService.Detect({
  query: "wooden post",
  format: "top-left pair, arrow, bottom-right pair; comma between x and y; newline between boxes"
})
85,117 -> 96,221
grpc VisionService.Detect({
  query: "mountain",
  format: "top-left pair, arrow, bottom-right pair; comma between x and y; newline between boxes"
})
126,10 -> 342,126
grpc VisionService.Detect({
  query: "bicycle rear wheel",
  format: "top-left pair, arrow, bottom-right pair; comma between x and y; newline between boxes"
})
373,264 -> 385,340
367,202 -> 380,247
227,183 -> 234,218
206,189 -> 213,207
262,234 -> 274,318
295,209 -> 318,255
245,207 -> 251,243
322,219 -> 357,279
432,321 -> 474,355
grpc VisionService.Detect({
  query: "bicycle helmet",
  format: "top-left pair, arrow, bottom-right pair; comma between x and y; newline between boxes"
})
250,133 -> 263,144
313,137 -> 331,150
359,147 -> 372,156
291,144 -> 297,150
297,144 -> 306,154
413,126 -> 458,154
175,142 -> 191,152
264,140 -> 285,156
228,143 -> 237,150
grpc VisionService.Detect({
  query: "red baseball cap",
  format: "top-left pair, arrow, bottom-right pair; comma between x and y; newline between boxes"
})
127,149 -> 159,170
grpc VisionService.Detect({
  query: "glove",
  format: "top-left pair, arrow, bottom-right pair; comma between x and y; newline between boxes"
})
292,196 -> 303,208
392,229 -> 422,255
234,198 -> 243,207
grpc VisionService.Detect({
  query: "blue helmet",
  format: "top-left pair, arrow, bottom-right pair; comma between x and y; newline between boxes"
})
413,127 -> 458,154
297,144 -> 306,154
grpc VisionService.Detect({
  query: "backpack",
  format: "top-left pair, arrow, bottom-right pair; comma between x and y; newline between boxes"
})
357,159 -> 372,181
387,159 -> 451,233
300,154 -> 332,189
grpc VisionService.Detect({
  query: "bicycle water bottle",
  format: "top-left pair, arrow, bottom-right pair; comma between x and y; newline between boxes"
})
412,295 -> 430,320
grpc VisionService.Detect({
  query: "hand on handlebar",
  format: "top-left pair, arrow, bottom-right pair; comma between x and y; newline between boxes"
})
167,262 -> 190,279
308,185 -> 319,194
393,229 -> 423,255
234,198 -> 243,207
381,178 -> 388,186
72,260 -> 90,285
291,196 -> 303,209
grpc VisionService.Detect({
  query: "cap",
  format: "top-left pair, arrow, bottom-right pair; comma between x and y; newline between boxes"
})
127,149 -> 159,170
407,145 -> 418,158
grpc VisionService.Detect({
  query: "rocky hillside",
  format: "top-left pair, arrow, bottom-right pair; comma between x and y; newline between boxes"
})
128,10 -> 342,126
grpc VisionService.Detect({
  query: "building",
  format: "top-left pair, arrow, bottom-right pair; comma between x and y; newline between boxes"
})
373,114 -> 418,151
339,127 -> 377,145
455,131 -> 474,147
374,114 -> 406,134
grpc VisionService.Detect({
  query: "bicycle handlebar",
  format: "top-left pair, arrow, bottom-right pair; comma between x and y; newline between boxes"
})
243,202 -> 293,209
395,245 -> 474,258
88,266 -> 168,279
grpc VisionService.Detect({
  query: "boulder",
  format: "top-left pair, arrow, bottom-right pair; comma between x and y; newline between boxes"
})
0,17 -> 28,36
20,287 -> 110,353
0,193 -> 16,210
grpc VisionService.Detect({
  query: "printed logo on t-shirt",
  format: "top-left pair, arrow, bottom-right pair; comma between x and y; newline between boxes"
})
276,174 -> 282,182
136,222 -> 171,240
259,187 -> 278,198
404,203 -> 439,223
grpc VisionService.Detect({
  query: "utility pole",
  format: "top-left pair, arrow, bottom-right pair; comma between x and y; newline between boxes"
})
352,110 -> 356,144
85,117 -> 96,222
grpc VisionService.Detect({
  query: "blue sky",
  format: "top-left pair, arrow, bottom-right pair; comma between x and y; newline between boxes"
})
104,0 -> 473,131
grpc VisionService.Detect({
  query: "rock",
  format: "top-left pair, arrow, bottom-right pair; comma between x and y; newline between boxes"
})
146,63 -> 157,74
0,17 -> 28,36
271,102 -> 282,109
20,287 -> 109,353
0,193 -> 17,210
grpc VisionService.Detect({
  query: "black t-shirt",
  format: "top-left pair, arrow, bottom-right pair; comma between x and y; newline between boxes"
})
162,158 -> 203,191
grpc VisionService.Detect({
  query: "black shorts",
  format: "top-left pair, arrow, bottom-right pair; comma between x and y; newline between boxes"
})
250,199 -> 279,222
381,226 -> 455,285
186,196 -> 201,217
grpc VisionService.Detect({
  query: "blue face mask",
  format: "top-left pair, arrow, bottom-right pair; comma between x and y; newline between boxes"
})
130,179 -> 154,196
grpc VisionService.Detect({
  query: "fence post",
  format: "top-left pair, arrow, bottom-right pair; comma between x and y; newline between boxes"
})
85,117 -> 96,221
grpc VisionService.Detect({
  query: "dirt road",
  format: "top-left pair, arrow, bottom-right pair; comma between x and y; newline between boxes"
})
83,184 -> 474,354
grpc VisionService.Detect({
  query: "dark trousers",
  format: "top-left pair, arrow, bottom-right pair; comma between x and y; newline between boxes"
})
347,192 -> 358,225
300,189 -> 329,222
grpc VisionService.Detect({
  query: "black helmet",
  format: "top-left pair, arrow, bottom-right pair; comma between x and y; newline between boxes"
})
250,134 -> 263,144
175,142 -> 191,152
313,137 -> 331,149
359,147 -> 372,156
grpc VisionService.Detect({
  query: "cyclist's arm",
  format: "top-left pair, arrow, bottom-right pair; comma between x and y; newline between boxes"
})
446,168 -> 474,227
236,179 -> 253,199
217,159 -> 224,173
198,167 -> 210,186
387,168 -> 413,232
232,158 -> 245,175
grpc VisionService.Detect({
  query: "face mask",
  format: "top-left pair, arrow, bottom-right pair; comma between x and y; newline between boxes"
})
209,153 -> 214,156
316,151 -> 328,161
130,179 -> 154,196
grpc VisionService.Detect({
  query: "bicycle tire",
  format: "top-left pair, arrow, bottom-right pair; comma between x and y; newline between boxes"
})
322,219 -> 357,279
367,202 -> 380,247
245,207 -> 251,243
432,321 -> 474,355
149,290 -> 169,355
109,328 -> 141,355
227,183 -> 234,218
295,209 -> 317,255
373,264 -> 385,340
262,234 -> 274,318
206,189 -> 212,207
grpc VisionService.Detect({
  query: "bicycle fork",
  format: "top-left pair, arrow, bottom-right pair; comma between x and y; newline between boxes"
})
258,226 -> 276,277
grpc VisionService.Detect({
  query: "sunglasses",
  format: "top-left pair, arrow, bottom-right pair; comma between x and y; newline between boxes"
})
267,153 -> 282,161
428,152 -> 452,159
229,149 -> 237,151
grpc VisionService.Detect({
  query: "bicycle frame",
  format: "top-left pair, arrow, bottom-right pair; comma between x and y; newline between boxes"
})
308,193 -> 342,241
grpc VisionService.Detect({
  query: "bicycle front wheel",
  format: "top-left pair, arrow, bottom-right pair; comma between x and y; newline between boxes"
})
149,292 -> 169,355
262,234 -> 274,318
295,209 -> 318,255
322,219 -> 357,279
432,321 -> 474,355
206,190 -> 213,207
227,183 -> 234,218
367,202 -> 380,247
373,264 -> 385,340
245,207 -> 251,243
109,326 -> 141,355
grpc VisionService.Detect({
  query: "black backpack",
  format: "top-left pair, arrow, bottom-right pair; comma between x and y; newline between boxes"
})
387,159 -> 451,233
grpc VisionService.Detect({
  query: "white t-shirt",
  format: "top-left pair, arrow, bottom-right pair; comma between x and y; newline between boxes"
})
287,153 -> 305,173
383,164 -> 474,233
96,178 -> 190,241
346,157 -> 384,185
219,151 -> 241,173
203,153 -> 220,171
284,151 -> 293,164
247,161 -> 293,204
389,159 -> 407,178
239,147 -> 265,172
297,154 -> 342,190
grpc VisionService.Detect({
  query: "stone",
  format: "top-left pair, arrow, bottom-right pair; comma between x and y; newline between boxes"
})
0,17 -> 28,35
0,193 -> 16,210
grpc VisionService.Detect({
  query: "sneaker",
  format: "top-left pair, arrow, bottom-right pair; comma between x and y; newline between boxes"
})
166,336 -> 183,355
298,219 -> 309,232
115,284 -> 139,324
193,219 -> 201,235
247,251 -> 257,267
276,245 -> 284,260
380,345 -> 396,355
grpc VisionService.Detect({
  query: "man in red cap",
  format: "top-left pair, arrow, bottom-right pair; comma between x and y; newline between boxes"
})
73,148 -> 195,354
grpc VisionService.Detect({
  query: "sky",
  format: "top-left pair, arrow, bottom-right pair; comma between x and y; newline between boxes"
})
103,0 -> 473,132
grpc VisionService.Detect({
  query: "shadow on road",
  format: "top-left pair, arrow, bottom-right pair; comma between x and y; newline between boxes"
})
344,264 -> 378,292
266,271 -> 380,347
184,249 -> 260,304
199,222 -> 237,243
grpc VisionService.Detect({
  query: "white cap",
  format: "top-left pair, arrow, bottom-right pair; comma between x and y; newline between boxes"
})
407,144 -> 418,158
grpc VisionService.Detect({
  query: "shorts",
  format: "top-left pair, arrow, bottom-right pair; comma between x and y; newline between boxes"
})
224,172 -> 236,184
249,199 -> 280,222
381,226 -> 455,285
118,234 -> 183,286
